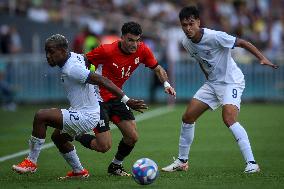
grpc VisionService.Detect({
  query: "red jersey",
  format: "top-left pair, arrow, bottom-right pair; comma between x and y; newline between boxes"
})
86,40 -> 158,101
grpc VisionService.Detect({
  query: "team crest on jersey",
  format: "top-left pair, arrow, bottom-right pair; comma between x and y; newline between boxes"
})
61,74 -> 66,82
190,52 -> 198,57
135,57 -> 140,64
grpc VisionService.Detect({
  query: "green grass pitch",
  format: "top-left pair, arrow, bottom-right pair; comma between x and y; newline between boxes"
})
0,103 -> 283,189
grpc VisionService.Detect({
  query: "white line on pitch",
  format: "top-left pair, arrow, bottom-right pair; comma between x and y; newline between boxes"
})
0,106 -> 174,163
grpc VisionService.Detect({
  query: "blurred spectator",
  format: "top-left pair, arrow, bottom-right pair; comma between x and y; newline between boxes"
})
144,35 -> 168,103
83,32 -> 100,53
27,4 -> 49,23
100,29 -> 120,45
0,0 -> 283,62
0,60 -> 16,111
72,25 -> 90,54
9,26 -> 22,54
0,25 -> 10,54
0,25 -> 21,111
268,15 -> 284,56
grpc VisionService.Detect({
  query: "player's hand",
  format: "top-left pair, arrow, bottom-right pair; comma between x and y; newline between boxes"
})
126,99 -> 148,113
260,58 -> 279,69
164,86 -> 176,98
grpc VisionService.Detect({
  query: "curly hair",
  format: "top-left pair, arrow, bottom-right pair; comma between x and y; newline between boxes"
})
121,22 -> 142,36
45,34 -> 69,50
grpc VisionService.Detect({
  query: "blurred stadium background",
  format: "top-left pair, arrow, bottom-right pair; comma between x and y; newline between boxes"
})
0,0 -> 283,109
1,1 -> 284,188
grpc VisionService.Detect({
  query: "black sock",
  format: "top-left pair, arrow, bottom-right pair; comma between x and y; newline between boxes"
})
248,161 -> 257,164
178,158 -> 188,163
114,139 -> 134,161
75,134 -> 96,149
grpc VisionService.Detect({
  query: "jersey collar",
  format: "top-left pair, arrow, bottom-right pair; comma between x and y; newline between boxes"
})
59,51 -> 71,68
192,28 -> 204,44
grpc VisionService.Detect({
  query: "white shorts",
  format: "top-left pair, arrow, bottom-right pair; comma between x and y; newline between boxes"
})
61,109 -> 100,138
193,81 -> 245,110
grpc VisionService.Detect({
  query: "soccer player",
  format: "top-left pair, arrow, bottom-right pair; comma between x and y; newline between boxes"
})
12,34 -> 147,179
75,21 -> 176,176
162,6 -> 279,173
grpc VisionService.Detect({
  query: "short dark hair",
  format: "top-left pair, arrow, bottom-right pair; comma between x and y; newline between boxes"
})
121,22 -> 142,36
45,34 -> 68,50
179,6 -> 200,21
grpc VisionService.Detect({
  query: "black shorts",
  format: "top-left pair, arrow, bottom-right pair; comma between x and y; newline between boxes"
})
93,98 -> 135,133
93,104 -> 110,134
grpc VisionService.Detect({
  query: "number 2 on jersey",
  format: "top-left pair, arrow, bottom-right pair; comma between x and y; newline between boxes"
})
69,111 -> 79,121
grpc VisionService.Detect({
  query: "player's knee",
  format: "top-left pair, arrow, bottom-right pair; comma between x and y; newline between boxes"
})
124,132 -> 138,146
97,143 -> 111,153
182,113 -> 195,124
222,115 -> 236,127
34,109 -> 47,123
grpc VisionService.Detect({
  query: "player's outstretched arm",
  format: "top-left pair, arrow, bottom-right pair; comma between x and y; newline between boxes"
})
87,73 -> 148,113
235,38 -> 279,69
153,65 -> 176,98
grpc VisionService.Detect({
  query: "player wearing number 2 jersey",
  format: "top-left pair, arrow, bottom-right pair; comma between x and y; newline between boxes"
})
162,6 -> 278,174
12,34 -> 147,179
76,22 -> 176,176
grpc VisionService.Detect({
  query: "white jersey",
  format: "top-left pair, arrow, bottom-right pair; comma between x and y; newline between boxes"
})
182,28 -> 244,84
60,52 -> 99,113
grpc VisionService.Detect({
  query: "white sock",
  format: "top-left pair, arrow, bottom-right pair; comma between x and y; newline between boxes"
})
61,147 -> 84,173
112,158 -> 123,165
229,122 -> 255,163
178,122 -> 195,161
27,135 -> 45,163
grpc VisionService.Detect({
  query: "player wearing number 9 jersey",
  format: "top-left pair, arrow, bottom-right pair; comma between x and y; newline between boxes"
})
162,6 -> 278,174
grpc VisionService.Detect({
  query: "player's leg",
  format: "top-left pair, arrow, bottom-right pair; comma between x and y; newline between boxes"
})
51,129 -> 89,179
107,119 -> 136,176
162,98 -> 209,172
76,100 -> 135,176
75,132 -> 112,152
75,104 -> 112,153
179,98 -> 209,161
97,99 -> 135,176
163,83 -> 219,172
90,131 -> 112,153
12,108 -> 63,174
54,108 -> 102,179
222,83 -> 260,173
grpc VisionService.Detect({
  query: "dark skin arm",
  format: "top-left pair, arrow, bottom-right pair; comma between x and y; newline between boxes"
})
153,65 -> 176,97
86,72 -> 147,113
235,39 -> 279,69
87,73 -> 124,99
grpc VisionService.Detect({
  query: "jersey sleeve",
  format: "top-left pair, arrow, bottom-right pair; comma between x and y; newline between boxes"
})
67,64 -> 90,83
85,45 -> 106,67
215,31 -> 237,49
141,43 -> 158,69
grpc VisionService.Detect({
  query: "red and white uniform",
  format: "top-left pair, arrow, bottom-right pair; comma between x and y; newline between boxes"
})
86,40 -> 158,102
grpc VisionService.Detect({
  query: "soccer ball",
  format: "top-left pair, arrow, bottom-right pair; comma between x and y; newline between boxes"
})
132,158 -> 159,185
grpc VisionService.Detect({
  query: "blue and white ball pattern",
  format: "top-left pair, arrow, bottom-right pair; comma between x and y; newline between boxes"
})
132,158 -> 159,185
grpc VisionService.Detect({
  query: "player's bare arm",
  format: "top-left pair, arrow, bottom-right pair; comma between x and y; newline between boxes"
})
153,65 -> 176,97
235,38 -> 279,69
87,73 -> 148,112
